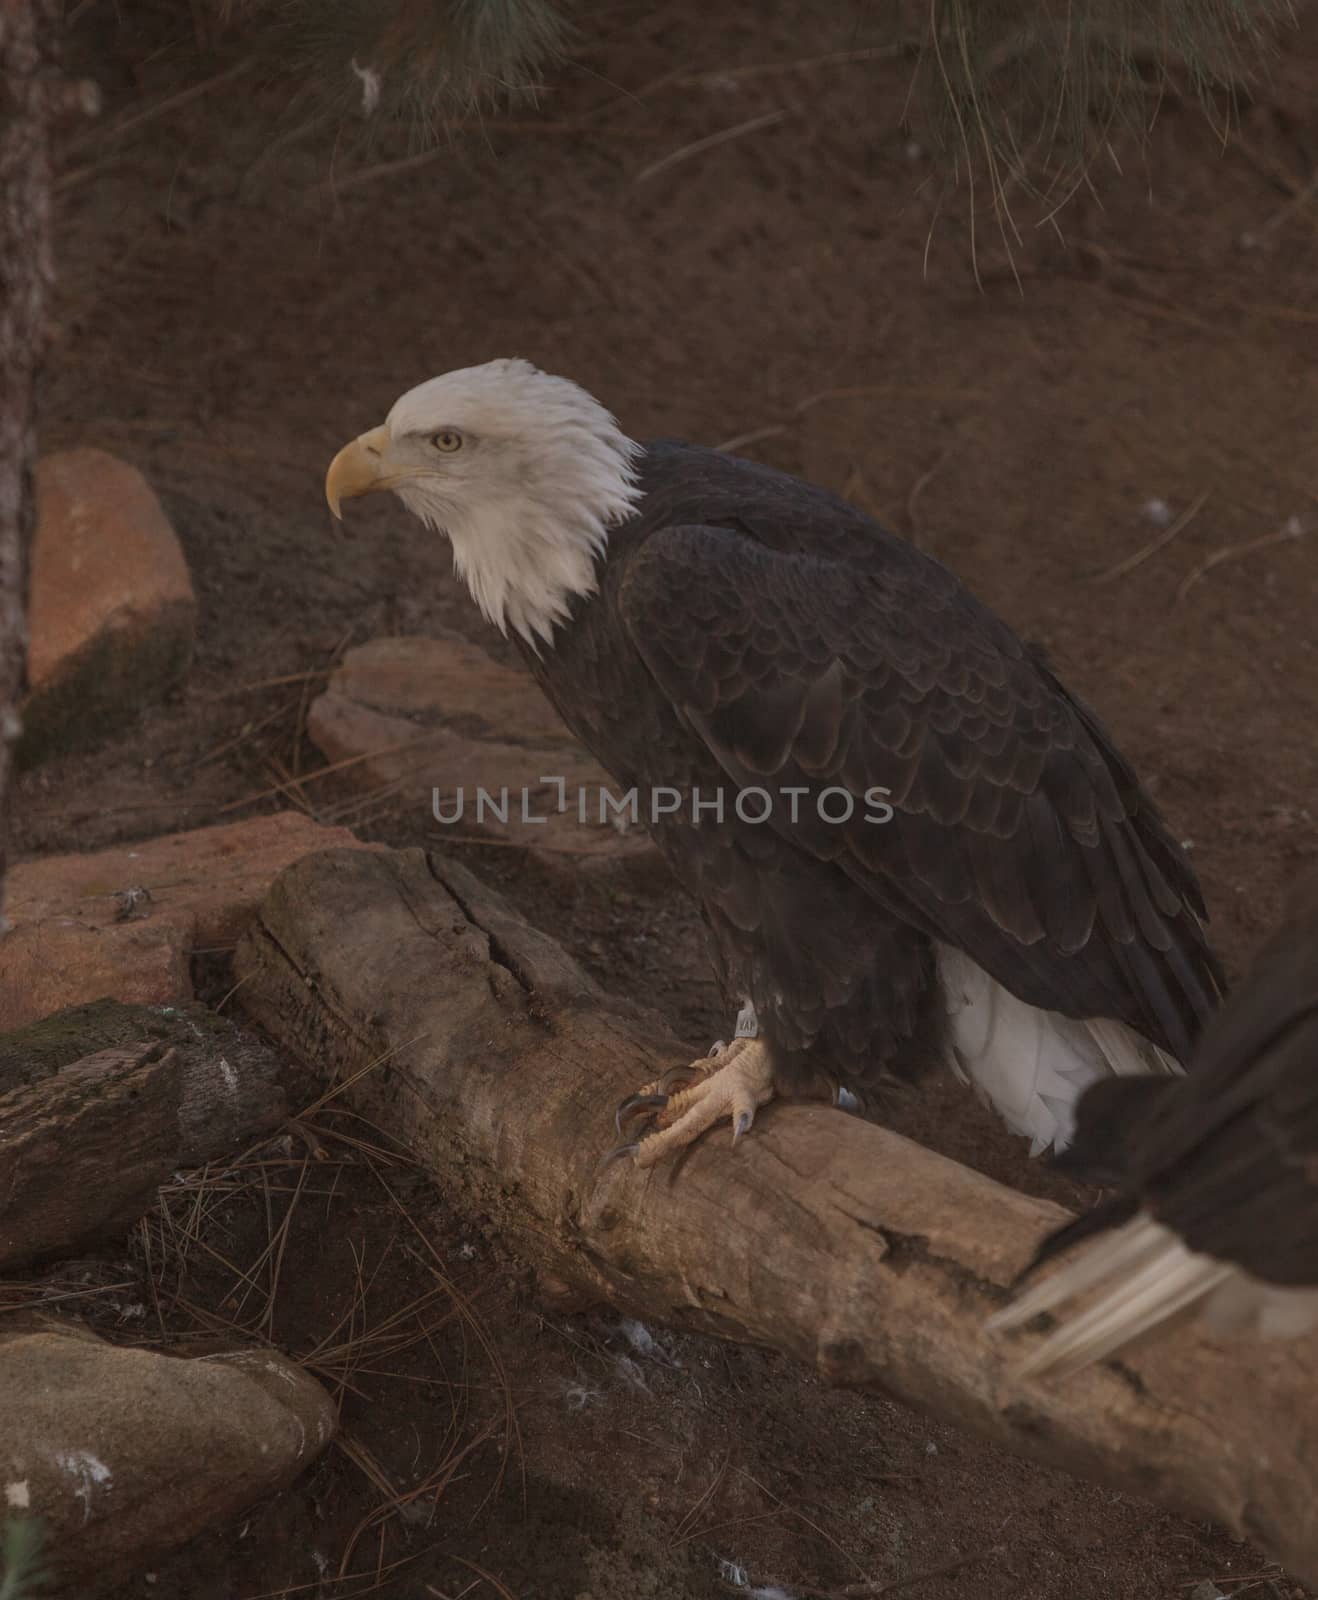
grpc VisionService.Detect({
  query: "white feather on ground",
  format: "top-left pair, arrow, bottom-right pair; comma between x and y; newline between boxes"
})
988,1212 -> 1318,1378
937,944 -> 1181,1156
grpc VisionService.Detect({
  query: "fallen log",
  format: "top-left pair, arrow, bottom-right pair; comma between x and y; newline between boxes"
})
0,1042 -> 178,1269
0,999 -> 287,1270
234,845 -> 1318,1586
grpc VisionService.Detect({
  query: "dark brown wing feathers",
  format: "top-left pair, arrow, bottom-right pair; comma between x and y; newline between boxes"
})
1038,871 -> 1318,1286
618,510 -> 1221,1062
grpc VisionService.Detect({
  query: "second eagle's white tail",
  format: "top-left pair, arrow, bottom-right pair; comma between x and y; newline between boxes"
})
988,1213 -> 1318,1378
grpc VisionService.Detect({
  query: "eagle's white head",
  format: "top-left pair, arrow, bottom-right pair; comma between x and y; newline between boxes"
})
325,358 -> 642,646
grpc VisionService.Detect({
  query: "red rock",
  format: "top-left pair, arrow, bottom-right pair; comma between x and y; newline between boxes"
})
0,813 -> 373,1030
21,449 -> 197,763
307,635 -> 656,868
0,918 -> 193,1032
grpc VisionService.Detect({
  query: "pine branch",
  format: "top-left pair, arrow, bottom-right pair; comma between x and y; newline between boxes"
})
210,0 -> 575,128
911,0 -> 1297,206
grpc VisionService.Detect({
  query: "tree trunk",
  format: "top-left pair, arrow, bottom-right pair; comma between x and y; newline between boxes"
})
0,0 -> 58,924
235,845 -> 1318,1588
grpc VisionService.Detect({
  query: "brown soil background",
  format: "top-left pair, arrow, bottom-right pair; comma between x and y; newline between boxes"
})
19,3 -> 1318,1597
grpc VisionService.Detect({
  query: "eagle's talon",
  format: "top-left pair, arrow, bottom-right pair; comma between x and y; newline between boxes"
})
600,1141 -> 642,1169
657,1062 -> 703,1094
614,1092 -> 669,1136
619,1038 -> 776,1168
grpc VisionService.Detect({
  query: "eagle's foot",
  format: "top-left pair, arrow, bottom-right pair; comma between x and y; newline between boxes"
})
611,1038 -> 775,1168
613,1051 -> 720,1133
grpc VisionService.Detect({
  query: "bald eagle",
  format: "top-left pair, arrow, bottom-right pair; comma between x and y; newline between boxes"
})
326,359 -> 1221,1168
991,871 -> 1318,1377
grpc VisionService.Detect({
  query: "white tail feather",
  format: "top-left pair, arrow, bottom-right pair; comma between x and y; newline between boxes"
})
988,1213 -> 1318,1378
937,944 -> 1182,1156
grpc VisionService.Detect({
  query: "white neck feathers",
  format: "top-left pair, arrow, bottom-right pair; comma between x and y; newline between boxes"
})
440,457 -> 639,646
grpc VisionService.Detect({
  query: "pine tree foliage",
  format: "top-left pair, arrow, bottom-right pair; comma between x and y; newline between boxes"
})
910,0 -> 1298,204
183,0 -> 1299,188
214,0 -> 575,128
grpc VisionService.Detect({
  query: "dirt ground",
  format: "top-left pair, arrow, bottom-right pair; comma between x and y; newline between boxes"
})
16,1 -> 1318,1596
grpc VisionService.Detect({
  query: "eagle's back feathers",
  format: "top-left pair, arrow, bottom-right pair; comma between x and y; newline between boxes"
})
522,439 -> 1223,1153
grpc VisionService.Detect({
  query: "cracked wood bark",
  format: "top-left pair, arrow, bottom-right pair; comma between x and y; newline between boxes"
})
0,1042 -> 178,1269
0,998 -> 290,1161
0,1019 -> 287,1271
235,845 -> 1318,1586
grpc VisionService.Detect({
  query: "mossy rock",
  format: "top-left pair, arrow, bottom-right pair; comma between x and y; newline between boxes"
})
16,607 -> 194,769
0,998 -> 290,1162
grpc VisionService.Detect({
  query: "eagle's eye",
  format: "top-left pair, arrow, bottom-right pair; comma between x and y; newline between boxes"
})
431,429 -> 464,454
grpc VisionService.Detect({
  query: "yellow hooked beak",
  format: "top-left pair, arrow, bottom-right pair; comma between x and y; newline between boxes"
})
325,424 -> 392,519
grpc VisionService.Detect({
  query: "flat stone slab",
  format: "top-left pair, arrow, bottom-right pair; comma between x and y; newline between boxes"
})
0,917 -> 192,1035
307,634 -> 656,869
0,813 -> 373,1030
